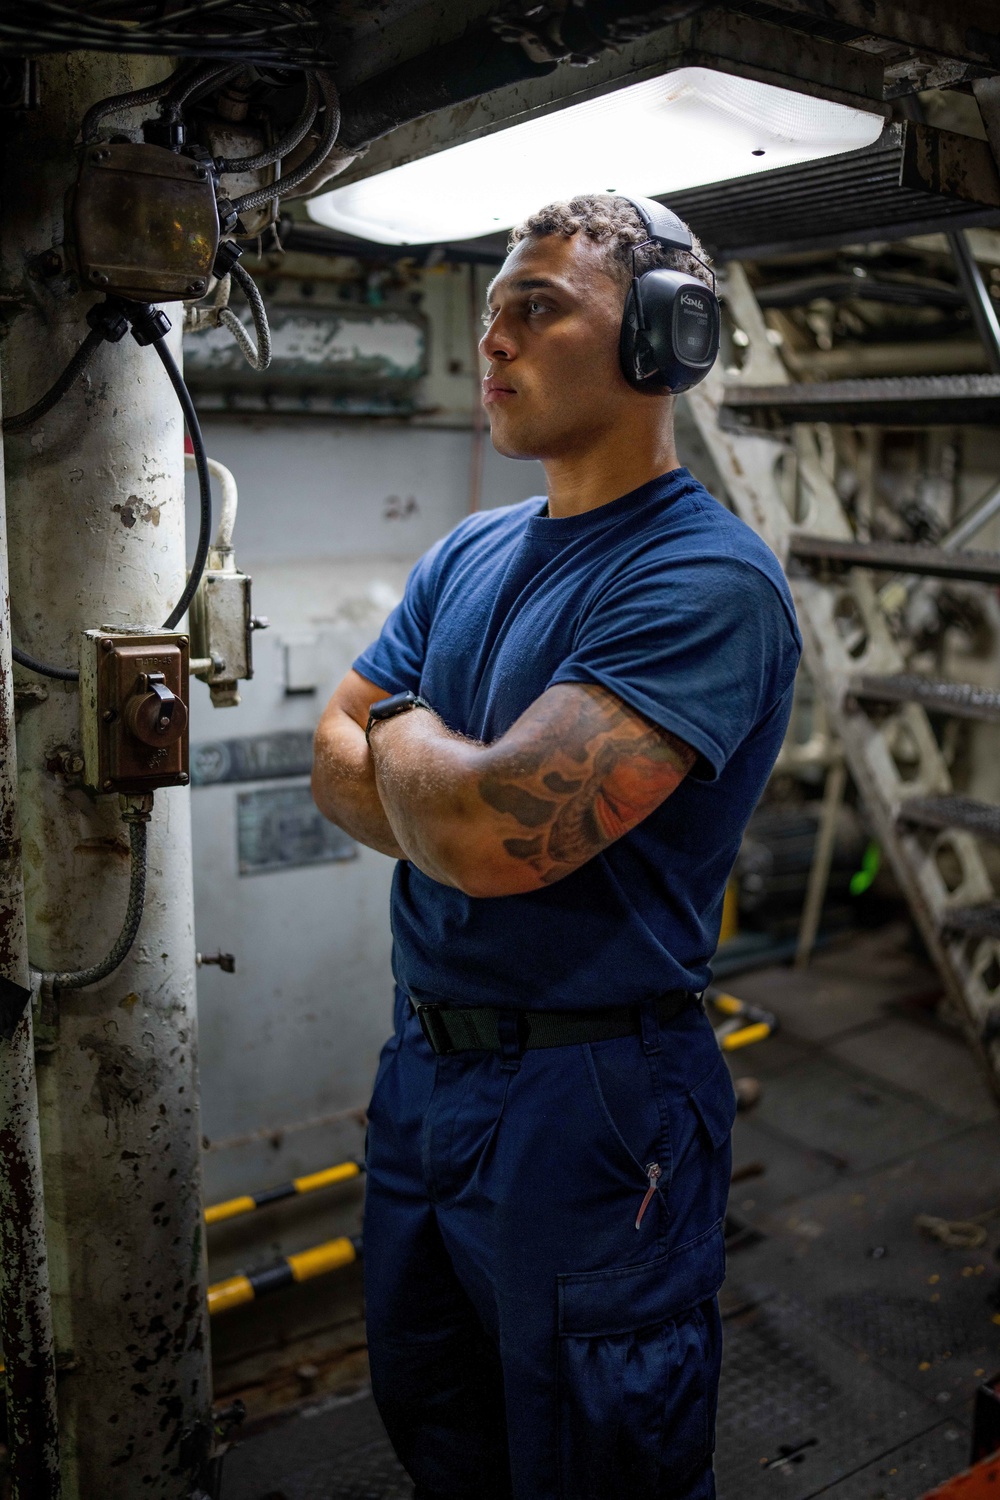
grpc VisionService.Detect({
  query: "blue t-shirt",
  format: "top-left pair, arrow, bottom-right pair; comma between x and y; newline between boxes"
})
354,467 -> 801,1011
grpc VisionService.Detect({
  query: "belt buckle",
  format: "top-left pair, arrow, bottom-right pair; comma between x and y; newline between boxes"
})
414,1002 -> 454,1056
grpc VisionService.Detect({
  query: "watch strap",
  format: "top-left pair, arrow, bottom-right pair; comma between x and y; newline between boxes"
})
365,691 -> 432,744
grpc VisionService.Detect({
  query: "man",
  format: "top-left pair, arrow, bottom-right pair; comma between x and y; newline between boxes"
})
312,194 -> 801,1499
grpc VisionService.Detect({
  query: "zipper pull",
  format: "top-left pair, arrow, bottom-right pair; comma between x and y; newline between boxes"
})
635,1162 -> 662,1230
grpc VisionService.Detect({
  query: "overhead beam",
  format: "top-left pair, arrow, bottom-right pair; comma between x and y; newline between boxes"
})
738,0 -> 1000,73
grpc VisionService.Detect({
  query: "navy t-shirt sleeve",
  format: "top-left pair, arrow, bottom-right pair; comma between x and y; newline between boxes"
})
352,543 -> 441,695
549,555 -> 799,780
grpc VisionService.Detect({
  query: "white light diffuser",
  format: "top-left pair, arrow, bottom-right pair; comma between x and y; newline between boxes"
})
307,67 -> 883,245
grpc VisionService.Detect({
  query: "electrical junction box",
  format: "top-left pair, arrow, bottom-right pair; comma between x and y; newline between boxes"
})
80,630 -> 190,794
73,141 -> 220,302
188,558 -> 255,708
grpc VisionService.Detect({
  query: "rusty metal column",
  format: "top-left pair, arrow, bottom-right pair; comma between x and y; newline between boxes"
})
0,53 -> 212,1498
0,375 -> 61,1497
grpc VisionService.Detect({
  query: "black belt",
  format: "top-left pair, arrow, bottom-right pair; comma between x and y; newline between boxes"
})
409,989 -> 697,1056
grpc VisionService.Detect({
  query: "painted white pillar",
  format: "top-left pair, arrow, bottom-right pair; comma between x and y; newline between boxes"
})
0,52 -> 212,1497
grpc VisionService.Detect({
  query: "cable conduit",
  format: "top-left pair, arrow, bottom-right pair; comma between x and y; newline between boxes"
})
81,64 -> 193,142
34,810 -> 148,991
216,70 -> 317,173
219,261 -> 271,370
230,71 -> 339,214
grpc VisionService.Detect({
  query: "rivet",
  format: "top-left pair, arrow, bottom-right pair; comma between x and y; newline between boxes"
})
178,773 -> 189,786
186,282 -> 204,295
103,779 -> 113,791
91,149 -> 110,163
102,708 -> 116,723
101,638 -> 114,652
91,271 -> 109,285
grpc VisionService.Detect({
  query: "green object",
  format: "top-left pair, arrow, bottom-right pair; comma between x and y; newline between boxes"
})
850,841 -> 881,896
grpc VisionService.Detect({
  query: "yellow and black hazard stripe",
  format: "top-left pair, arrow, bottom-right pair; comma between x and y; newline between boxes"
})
708,990 -> 777,1052
208,1234 -> 362,1316
204,1160 -> 364,1226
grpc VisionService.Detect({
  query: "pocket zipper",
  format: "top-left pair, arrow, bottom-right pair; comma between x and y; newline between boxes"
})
634,1162 -> 662,1229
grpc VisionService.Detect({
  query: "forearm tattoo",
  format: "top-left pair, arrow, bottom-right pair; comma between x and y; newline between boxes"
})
478,684 -> 695,884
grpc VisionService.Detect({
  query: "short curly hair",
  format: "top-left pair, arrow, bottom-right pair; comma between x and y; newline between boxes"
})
509,194 -> 712,295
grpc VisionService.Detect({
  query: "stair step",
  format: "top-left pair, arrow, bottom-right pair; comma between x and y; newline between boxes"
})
849,674 -> 1000,723
941,905 -> 1000,941
789,533 -> 1000,586
721,375 -> 1000,430
899,796 -> 1000,842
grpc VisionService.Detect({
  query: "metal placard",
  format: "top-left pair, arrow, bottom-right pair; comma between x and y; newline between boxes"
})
236,784 -> 357,875
192,731 -> 314,786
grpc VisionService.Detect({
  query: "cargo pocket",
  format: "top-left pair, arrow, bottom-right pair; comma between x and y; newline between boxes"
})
688,1057 -> 737,1151
556,1222 -> 725,1500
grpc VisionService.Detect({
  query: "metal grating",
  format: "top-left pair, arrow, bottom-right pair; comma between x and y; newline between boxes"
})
849,675 -> 1000,724
817,1421 -> 970,1499
821,1288 -> 993,1371
716,1295 -> 943,1500
788,534 -> 1000,586
941,905 -> 1000,941
721,377 -> 1000,431
669,124 -> 1000,261
899,797 -> 1000,844
221,1392 -> 412,1500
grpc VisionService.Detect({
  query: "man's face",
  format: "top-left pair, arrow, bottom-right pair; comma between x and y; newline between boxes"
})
479,232 -> 640,461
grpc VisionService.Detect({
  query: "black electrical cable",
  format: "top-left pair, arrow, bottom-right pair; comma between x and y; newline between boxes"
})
230,70 -> 339,213
9,315 -> 214,677
11,645 -> 80,682
151,337 -> 213,630
2,327 -> 106,435
215,69 -> 317,173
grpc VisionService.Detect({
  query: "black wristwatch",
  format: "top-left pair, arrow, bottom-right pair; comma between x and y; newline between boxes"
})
365,690 -> 433,744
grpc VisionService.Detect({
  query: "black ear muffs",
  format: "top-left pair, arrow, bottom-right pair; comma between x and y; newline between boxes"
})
617,196 -> 720,394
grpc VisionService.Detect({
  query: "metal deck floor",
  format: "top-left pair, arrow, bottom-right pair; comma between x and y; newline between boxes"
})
222,925 -> 1000,1499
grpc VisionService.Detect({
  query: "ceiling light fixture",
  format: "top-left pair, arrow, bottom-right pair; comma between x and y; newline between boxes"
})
306,67 -> 884,246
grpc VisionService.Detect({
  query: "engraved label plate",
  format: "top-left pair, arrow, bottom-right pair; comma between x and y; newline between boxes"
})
236,784 -> 357,875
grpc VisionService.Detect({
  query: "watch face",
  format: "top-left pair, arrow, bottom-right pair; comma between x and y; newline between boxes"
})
371,691 -> 417,720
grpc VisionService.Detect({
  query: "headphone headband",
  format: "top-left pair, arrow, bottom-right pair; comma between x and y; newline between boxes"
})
618,195 -> 692,254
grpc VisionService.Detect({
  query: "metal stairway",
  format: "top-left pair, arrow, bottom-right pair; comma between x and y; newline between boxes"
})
686,264 -> 1000,1095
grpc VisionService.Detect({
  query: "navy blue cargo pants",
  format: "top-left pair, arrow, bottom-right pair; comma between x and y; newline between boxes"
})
363,986 -> 737,1500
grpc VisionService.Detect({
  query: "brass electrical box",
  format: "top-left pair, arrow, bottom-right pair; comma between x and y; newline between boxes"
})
73,142 -> 220,303
81,630 -> 190,794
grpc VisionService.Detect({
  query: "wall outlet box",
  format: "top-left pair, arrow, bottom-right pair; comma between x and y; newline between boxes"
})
80,629 -> 191,794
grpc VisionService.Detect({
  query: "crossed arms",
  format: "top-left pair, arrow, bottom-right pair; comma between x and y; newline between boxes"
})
312,671 -> 695,899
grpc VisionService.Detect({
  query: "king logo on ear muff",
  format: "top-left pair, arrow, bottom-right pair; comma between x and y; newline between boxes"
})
617,195 -> 721,395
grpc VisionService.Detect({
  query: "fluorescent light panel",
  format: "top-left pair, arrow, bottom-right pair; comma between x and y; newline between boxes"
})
307,67 -> 884,246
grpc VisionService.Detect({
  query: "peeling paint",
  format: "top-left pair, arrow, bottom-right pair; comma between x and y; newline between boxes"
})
112,496 -> 161,529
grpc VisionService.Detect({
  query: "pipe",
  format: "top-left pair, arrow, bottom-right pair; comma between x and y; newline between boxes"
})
204,1159 -> 363,1225
795,757 -> 849,969
185,452 -> 238,554
941,477 -> 1000,552
878,477 -> 1000,613
207,1234 -> 361,1316
947,228 -> 1000,375
0,379 -> 60,1497
1,52 -> 211,1496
